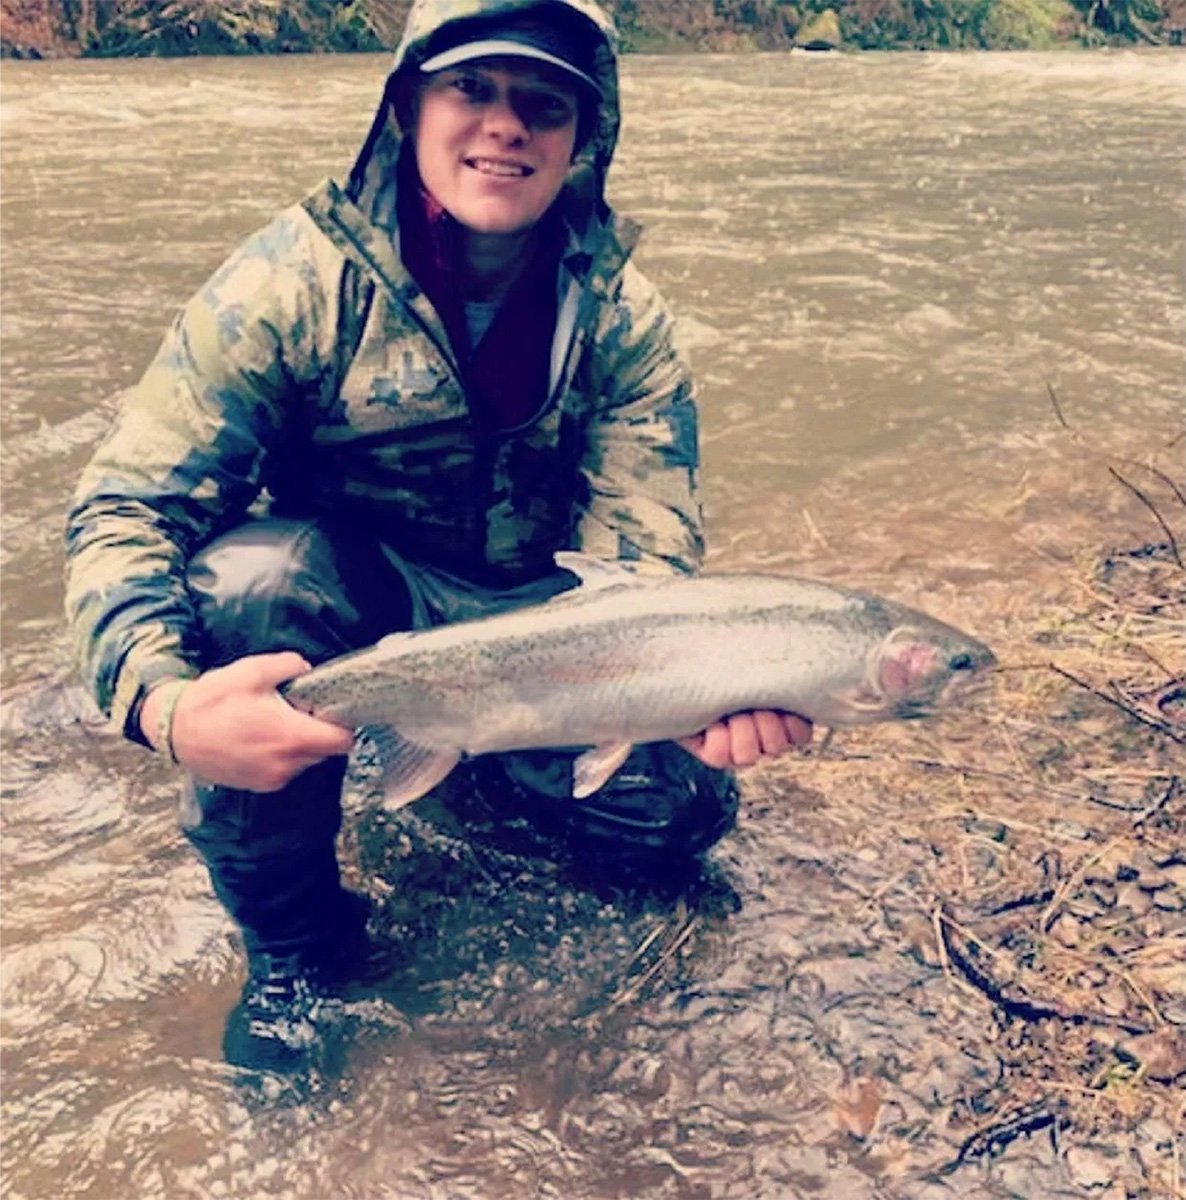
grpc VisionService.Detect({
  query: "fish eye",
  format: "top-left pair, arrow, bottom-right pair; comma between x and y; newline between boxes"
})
949,652 -> 977,672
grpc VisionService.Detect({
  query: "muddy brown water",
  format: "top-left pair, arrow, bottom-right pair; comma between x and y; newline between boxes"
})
2,50 -> 1183,1200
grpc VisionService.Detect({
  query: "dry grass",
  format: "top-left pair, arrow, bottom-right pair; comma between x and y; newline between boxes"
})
791,534 -> 1185,1191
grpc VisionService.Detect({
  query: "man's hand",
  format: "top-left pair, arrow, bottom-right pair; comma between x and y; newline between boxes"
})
140,652 -> 355,792
679,710 -> 813,770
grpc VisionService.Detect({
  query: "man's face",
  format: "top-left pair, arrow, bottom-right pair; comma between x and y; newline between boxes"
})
414,58 -> 581,235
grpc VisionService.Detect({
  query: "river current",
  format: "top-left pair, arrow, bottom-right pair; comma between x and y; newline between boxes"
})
1,48 -> 1183,1200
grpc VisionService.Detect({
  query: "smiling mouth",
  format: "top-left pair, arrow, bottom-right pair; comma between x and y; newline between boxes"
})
466,157 -> 533,178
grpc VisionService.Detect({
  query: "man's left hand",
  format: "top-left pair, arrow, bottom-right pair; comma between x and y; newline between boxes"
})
678,710 -> 813,770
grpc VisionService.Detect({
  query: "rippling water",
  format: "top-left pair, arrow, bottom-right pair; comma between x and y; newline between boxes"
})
2,49 -> 1183,1200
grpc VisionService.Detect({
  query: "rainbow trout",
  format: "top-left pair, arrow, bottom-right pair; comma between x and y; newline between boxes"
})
282,553 -> 995,807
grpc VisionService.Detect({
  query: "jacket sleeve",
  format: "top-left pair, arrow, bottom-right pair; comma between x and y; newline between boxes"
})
574,260 -> 705,576
64,208 -> 335,743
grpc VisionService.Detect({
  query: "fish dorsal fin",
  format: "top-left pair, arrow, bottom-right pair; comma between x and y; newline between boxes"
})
572,741 -> 634,799
363,725 -> 460,810
553,552 -> 653,592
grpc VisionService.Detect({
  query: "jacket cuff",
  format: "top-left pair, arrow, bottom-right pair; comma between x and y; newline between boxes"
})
114,654 -> 200,749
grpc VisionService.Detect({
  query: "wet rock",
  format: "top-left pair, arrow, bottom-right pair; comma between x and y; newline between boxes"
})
965,817 -> 1009,842
898,914 -> 943,967
1065,1144 -> 1117,1190
1051,818 -> 1093,841
1134,1115 -> 1176,1179
611,1055 -> 672,1101
1154,910 -> 1186,935
1136,865 -> 1173,892
1051,913 -> 1082,948
1162,863 -> 1186,888
1134,1115 -> 1174,1146
1085,880 -> 1117,912
1115,881 -> 1153,916
1097,982 -> 1130,1017
1121,1028 -> 1186,1082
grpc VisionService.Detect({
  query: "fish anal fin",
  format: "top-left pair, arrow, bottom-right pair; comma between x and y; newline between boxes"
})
572,741 -> 634,799
364,725 -> 460,810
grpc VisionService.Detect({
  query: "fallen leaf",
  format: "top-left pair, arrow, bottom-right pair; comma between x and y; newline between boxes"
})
834,1076 -> 883,1139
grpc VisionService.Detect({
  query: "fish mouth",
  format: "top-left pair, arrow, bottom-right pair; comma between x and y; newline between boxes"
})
935,668 -> 996,712
465,157 -> 534,178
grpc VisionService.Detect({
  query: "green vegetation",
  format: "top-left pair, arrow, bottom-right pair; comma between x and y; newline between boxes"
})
830,0 -> 1076,49
606,0 -> 1182,48
2,0 -> 1181,59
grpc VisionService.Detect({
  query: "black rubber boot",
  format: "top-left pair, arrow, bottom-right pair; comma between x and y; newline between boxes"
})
220,892 -> 382,1075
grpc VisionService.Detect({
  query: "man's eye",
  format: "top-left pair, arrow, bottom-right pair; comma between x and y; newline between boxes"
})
451,74 -> 490,101
520,92 -> 576,129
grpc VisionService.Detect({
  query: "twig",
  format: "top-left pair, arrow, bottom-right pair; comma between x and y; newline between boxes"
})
1120,935 -> 1186,961
1133,776 -> 1183,827
1117,969 -> 1168,1028
605,916 -> 701,1015
933,1098 -> 1065,1176
1048,382 -> 1186,512
1041,833 -> 1126,933
979,888 -> 1056,919
826,749 -> 1090,805
1048,663 -> 1186,744
1051,942 -> 1169,1028
931,904 -> 952,980
622,920 -> 669,974
936,907 -> 1154,1035
1107,467 -> 1184,569
1085,617 -> 1181,679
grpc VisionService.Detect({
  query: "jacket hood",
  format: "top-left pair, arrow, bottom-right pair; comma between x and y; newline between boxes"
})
347,0 -> 620,226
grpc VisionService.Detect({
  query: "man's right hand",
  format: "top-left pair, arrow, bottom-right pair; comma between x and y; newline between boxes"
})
140,652 -> 355,792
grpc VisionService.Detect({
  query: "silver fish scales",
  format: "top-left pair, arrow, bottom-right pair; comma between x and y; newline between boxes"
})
282,554 -> 996,807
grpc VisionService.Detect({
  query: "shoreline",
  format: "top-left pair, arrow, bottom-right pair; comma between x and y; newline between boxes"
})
2,0 -> 1181,61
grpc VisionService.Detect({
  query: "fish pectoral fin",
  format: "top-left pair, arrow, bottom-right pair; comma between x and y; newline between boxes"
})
364,725 -> 460,809
572,741 -> 634,799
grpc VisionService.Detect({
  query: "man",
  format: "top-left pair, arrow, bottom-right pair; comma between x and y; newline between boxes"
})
65,0 -> 810,1074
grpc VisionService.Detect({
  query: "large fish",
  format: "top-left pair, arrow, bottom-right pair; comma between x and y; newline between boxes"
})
282,554 -> 995,807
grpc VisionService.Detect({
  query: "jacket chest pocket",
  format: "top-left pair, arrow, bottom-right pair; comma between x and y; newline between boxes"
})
335,305 -> 466,435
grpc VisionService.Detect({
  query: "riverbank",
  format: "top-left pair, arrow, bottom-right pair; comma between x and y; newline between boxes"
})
2,0 -> 1182,59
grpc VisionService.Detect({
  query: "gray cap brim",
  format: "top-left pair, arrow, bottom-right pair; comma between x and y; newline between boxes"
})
419,39 -> 599,95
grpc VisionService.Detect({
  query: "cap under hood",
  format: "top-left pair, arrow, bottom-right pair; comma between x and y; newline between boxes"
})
348,0 -> 621,228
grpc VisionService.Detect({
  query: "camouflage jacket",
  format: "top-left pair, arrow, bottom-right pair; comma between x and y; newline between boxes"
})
64,0 -> 705,742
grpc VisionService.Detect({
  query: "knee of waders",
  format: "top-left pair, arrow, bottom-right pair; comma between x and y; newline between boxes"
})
566,745 -> 739,863
185,518 -> 409,666
474,745 -> 739,866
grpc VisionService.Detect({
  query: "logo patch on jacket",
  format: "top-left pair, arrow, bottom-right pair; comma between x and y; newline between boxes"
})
367,351 -> 444,406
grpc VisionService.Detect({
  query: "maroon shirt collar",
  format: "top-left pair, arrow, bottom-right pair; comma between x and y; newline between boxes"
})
399,156 -> 564,431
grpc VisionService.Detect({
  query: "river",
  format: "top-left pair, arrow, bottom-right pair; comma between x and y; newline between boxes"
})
1,48 -> 1183,1200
